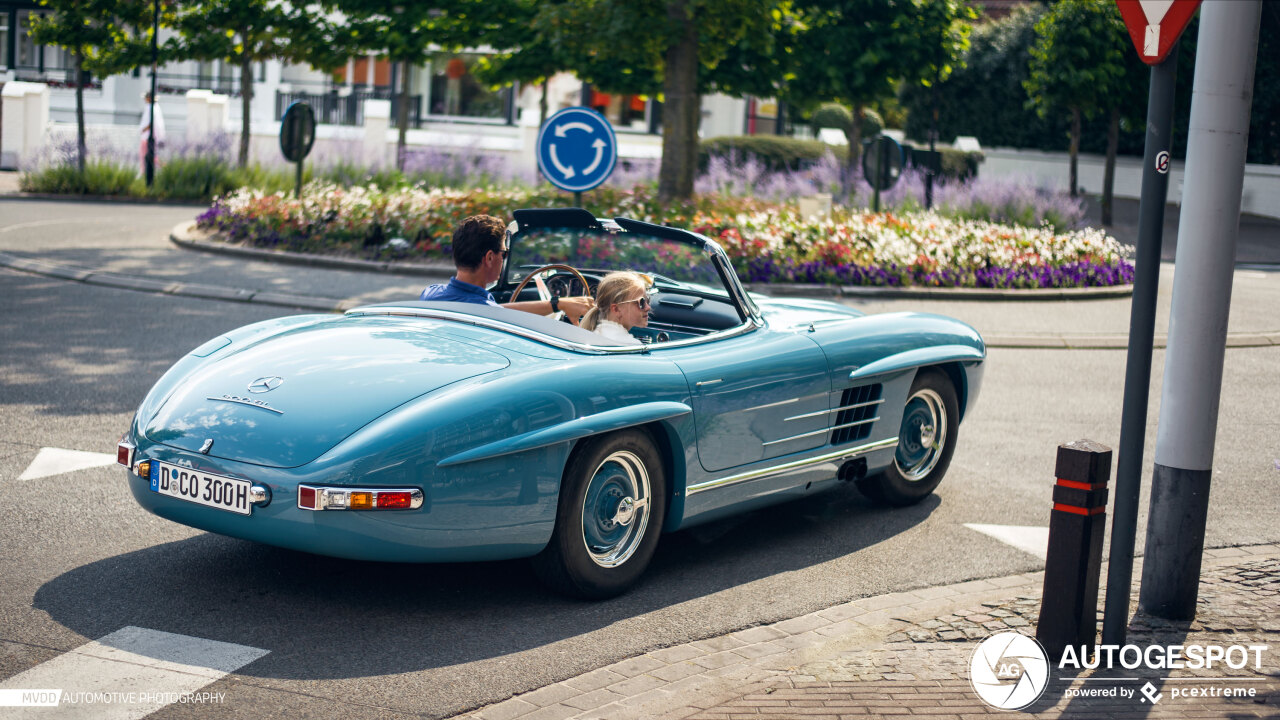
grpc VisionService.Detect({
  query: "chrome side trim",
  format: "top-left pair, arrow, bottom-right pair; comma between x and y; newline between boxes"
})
784,398 -> 886,422
205,395 -> 284,414
686,437 -> 899,496
761,417 -> 881,447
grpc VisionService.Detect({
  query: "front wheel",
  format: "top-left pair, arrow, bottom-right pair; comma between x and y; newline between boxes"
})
857,369 -> 959,506
532,429 -> 667,599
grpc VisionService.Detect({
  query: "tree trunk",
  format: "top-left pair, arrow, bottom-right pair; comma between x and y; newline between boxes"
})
1102,108 -> 1120,226
540,79 -> 548,126
842,104 -> 865,204
658,0 -> 698,202
239,53 -> 253,168
1068,106 -> 1081,197
396,60 -> 410,171
74,51 -> 86,174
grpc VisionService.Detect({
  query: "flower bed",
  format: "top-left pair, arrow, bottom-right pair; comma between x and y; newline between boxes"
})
197,183 -> 1133,290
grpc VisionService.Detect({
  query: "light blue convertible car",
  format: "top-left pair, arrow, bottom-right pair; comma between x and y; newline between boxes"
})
119,208 -> 984,598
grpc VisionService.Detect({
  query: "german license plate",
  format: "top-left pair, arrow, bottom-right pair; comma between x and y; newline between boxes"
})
150,461 -> 252,516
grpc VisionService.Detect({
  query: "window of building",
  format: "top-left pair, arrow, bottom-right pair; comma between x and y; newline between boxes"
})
0,12 -> 9,70
12,9 -> 71,79
587,91 -> 651,132
15,9 -> 38,71
426,54 -> 508,120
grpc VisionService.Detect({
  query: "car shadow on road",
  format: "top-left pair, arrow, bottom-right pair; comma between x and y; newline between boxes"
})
32,486 -> 941,682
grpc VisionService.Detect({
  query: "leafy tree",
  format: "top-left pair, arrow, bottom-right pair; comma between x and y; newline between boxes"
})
1024,0 -> 1135,201
533,0 -> 794,201
810,102 -> 883,145
902,6 -> 1054,151
471,0 -> 572,127
27,0 -> 155,173
327,1 -> 504,170
785,0 -> 971,200
1247,2 -> 1280,164
171,1 -> 337,168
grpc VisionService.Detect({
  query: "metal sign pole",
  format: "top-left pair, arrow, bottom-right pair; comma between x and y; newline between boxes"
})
1140,0 -> 1262,620
1100,46 -> 1179,646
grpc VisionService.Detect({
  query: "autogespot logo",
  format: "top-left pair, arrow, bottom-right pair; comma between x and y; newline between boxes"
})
970,632 -> 1051,710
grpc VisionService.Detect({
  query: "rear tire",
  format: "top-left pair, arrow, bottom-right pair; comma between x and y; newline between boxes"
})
857,369 -> 959,506
532,429 -> 667,599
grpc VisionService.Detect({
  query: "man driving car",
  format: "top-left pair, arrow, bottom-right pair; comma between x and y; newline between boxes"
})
420,214 -> 593,319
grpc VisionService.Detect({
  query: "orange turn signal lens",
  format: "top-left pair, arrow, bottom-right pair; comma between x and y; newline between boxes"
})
135,460 -> 151,478
348,491 -> 374,509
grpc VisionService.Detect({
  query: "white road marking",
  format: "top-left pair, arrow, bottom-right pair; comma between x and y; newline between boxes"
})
964,523 -> 1050,561
0,626 -> 267,719
18,447 -> 117,481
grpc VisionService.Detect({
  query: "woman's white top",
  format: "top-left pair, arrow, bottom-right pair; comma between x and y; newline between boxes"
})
595,319 -> 641,345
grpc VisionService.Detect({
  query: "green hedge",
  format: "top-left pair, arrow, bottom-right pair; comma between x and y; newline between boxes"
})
699,136 -> 837,172
19,160 -> 139,196
907,145 -> 985,182
701,135 -> 984,182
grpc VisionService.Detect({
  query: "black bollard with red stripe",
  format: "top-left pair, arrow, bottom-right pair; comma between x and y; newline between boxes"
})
1036,439 -> 1112,660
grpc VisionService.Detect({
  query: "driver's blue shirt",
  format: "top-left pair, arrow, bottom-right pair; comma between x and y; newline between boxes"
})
419,277 -> 499,306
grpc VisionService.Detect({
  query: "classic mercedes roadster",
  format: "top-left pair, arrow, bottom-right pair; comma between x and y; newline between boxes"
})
119,208 -> 985,598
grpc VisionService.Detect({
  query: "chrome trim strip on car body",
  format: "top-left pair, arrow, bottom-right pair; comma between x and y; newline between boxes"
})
784,398 -> 886,422
686,437 -> 899,496
296,484 -> 425,511
760,417 -> 881,447
205,395 -> 284,414
349,306 -> 763,353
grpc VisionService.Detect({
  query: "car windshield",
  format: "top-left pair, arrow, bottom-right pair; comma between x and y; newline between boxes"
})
505,226 -> 728,295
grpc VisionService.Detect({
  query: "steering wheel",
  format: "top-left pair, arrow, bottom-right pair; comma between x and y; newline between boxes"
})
510,264 -> 594,326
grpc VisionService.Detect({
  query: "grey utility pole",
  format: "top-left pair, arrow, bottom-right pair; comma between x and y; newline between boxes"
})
1102,42 -> 1178,647
1139,0 -> 1262,620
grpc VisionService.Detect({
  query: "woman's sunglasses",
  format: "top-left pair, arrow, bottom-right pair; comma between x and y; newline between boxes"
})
622,296 -> 651,311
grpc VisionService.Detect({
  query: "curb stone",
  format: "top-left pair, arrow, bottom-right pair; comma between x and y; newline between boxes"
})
0,191 -> 208,208
452,545 -> 1280,720
171,221 -> 456,278
4,249 -> 1280,348
0,251 -> 346,312
173,222 -> 1134,300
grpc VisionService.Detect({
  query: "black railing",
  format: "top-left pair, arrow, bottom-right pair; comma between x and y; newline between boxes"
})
275,90 -> 421,127
9,66 -> 81,85
153,72 -> 240,96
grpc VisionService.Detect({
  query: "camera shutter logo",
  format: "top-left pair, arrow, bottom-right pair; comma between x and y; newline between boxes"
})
970,632 -> 1050,710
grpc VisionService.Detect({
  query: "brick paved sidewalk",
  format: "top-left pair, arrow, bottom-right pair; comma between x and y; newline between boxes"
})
456,545 -> 1280,720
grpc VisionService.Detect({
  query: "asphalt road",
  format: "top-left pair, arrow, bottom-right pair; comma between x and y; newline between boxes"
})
0,200 -> 1277,719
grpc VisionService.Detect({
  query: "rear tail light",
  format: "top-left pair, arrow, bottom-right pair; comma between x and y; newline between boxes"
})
117,440 -> 135,468
376,492 -> 412,509
297,485 -> 422,511
299,486 -> 318,509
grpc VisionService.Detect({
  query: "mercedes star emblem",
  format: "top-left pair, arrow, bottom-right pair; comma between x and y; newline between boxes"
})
248,376 -> 284,393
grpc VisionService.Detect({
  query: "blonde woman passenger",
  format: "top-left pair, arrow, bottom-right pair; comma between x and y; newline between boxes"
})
581,271 -> 651,345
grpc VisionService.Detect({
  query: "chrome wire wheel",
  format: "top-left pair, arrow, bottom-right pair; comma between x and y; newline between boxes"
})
894,387 -> 948,482
581,450 -> 651,568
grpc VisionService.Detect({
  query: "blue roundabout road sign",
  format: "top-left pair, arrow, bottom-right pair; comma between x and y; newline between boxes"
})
537,107 -> 618,193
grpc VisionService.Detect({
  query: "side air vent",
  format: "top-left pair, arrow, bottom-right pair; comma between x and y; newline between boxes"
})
830,384 -> 884,445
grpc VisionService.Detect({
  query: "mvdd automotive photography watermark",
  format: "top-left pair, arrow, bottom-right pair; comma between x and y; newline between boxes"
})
970,632 -> 1270,711
0,689 -> 226,707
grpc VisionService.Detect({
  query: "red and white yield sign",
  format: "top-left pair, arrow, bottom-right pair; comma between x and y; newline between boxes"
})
1116,0 -> 1203,65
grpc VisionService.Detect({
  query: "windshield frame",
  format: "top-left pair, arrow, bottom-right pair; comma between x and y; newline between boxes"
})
496,209 -> 761,324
